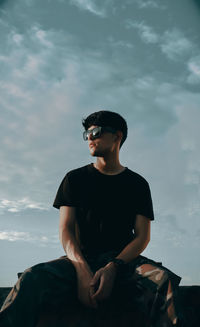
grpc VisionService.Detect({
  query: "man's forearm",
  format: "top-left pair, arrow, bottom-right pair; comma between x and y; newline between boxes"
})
59,227 -> 92,275
115,236 -> 149,264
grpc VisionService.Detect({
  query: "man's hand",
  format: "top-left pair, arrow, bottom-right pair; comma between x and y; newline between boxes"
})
77,270 -> 98,309
90,262 -> 117,302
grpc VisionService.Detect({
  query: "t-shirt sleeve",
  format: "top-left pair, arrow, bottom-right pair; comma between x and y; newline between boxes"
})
136,180 -> 154,220
53,174 -> 77,209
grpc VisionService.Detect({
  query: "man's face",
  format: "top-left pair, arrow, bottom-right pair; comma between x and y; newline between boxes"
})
86,125 -> 118,157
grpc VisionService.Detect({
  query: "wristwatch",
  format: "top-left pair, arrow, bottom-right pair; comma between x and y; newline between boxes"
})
109,258 -> 126,270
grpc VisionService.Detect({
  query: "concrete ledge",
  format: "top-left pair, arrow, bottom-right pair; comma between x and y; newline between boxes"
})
0,287 -> 12,308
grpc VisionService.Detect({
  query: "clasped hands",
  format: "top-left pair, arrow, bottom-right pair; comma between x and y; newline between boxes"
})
78,262 -> 117,309
90,262 -> 117,308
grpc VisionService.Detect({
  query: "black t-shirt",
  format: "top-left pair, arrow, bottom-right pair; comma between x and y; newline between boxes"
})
53,163 -> 154,256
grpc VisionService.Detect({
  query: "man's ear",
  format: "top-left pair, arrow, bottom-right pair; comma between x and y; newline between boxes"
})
116,130 -> 123,141
115,130 -> 123,144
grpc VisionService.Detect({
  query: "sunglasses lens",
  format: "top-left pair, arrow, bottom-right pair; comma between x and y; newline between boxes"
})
92,127 -> 101,139
83,131 -> 88,140
83,127 -> 102,141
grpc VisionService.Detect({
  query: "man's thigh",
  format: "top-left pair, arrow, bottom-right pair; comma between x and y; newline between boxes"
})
111,255 -> 181,303
0,256 -> 78,326
26,255 -> 77,307
26,255 -> 76,280
2,255 -> 77,313
116,255 -> 180,286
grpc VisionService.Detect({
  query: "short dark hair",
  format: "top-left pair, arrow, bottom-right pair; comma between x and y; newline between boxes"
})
82,110 -> 128,148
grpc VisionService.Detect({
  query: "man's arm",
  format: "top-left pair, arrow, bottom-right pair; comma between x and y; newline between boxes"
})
59,206 -> 90,273
111,214 -> 151,264
90,214 -> 151,302
59,206 -> 98,308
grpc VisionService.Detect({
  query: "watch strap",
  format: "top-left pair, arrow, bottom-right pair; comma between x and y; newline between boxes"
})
109,258 -> 126,269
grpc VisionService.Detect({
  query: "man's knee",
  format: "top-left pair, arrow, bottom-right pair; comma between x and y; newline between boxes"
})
22,257 -> 76,283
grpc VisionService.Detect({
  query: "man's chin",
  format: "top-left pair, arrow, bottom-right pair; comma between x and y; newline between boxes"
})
90,151 -> 101,157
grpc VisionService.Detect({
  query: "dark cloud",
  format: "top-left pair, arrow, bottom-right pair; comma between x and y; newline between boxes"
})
193,0 -> 200,11
0,0 -> 7,7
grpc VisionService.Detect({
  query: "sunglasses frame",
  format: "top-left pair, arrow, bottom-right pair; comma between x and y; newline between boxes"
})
83,126 -> 117,141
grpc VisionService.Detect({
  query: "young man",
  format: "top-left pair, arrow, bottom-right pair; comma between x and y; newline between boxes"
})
0,110 -> 181,327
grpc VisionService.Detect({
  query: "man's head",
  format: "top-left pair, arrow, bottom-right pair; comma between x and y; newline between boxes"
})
82,110 -> 128,150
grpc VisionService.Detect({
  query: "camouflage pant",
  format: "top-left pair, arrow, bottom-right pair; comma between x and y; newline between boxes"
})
0,251 -> 181,327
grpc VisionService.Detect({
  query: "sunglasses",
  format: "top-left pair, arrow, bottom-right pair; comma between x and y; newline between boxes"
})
83,126 -> 117,141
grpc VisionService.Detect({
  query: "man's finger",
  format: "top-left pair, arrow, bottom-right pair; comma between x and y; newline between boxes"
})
91,276 -> 104,299
89,287 -> 98,308
90,284 -> 96,296
90,271 -> 100,286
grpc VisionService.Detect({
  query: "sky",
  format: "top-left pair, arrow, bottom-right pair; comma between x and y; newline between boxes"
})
0,0 -> 200,287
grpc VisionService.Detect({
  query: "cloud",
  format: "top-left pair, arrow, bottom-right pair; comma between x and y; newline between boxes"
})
125,22 -> 195,62
0,198 -> 49,213
123,80 -> 200,253
0,230 -> 33,242
125,20 -> 159,44
135,76 -> 155,90
107,36 -> 134,49
33,26 -> 53,48
69,0 -> 106,17
135,0 -> 165,9
161,29 -> 193,60
0,230 -> 59,245
11,32 -> 24,45
0,23 -> 84,201
187,56 -> 200,84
